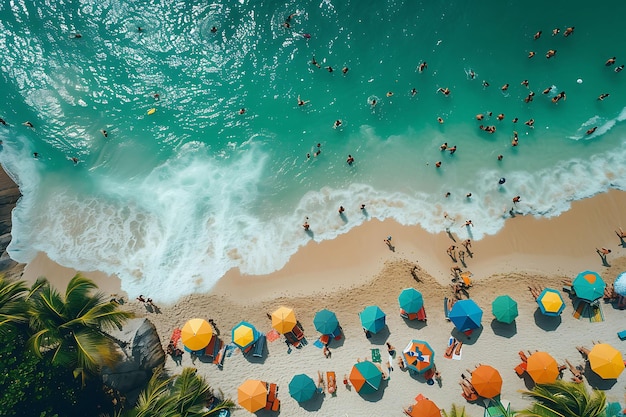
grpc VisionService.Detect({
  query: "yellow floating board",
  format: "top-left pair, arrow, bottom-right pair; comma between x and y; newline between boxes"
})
147,108 -> 156,115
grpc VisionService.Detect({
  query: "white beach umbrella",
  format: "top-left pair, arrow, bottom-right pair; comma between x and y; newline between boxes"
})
614,272 -> 626,296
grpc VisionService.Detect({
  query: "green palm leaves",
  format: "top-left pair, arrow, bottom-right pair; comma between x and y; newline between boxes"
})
518,380 -> 607,417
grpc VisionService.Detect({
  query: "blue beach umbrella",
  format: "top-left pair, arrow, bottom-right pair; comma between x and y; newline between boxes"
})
537,288 -> 565,316
359,305 -> 386,334
398,288 -> 424,314
449,299 -> 483,332
289,374 -> 317,403
573,271 -> 606,302
313,309 -> 340,335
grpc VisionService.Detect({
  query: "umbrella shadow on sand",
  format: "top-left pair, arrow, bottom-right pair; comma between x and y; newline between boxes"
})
298,392 -> 325,412
366,326 -> 390,345
583,362 -> 620,390
533,309 -> 562,331
490,319 -> 517,338
451,326 -> 483,345
403,317 -> 428,330
357,379 -> 388,402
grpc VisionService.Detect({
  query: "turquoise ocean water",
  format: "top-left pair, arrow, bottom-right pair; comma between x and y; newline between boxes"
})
1,0 -> 625,301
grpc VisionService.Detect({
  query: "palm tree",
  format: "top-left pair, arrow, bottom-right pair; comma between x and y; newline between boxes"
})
442,403 -> 470,417
518,380 -> 607,417
0,275 -> 29,334
26,274 -> 133,383
128,367 -> 235,417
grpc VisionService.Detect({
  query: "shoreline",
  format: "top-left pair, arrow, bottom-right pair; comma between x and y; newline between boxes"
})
20,189 -> 626,305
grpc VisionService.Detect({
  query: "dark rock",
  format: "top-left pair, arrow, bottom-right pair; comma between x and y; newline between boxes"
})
0,165 -> 24,276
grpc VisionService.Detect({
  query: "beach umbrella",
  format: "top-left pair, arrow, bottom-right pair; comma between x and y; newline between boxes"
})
588,343 -> 625,379
349,361 -> 383,395
471,365 -> 503,399
491,295 -> 518,324
614,272 -> 626,296
181,318 -> 213,351
406,398 -> 440,417
288,374 -> 317,403
402,340 -> 435,374
449,299 -> 483,332
271,306 -> 297,334
398,288 -> 424,314
237,379 -> 267,412
313,309 -> 339,335
536,288 -> 565,316
359,305 -> 386,334
231,321 -> 259,350
573,271 -> 606,302
526,352 -> 559,384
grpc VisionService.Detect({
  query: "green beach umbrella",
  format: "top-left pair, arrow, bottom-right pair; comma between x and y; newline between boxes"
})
359,305 -> 386,334
491,295 -> 518,324
572,271 -> 606,302
289,374 -> 317,403
313,309 -> 340,335
398,288 -> 424,314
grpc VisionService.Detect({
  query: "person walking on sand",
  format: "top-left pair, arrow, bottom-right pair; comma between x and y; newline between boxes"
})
616,227 -> 626,242
447,245 -> 457,260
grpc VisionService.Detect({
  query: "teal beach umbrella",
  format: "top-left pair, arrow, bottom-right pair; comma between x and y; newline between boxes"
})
491,295 -> 518,324
313,309 -> 340,335
289,374 -> 317,403
449,299 -> 483,332
359,305 -> 386,334
572,271 -> 606,302
398,288 -> 424,313
349,361 -> 383,395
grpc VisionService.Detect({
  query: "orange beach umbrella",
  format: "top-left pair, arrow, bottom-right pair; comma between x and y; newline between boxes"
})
407,398 -> 440,417
237,379 -> 267,412
526,352 -> 559,384
181,318 -> 213,351
471,365 -> 503,399
271,306 -> 297,334
588,343 -> 625,379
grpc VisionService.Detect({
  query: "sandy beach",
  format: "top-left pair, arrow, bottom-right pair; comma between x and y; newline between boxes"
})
20,190 -> 626,416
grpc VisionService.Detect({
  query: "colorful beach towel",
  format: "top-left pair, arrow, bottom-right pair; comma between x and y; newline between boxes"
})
266,329 -> 280,342
371,348 -> 382,363
170,328 -> 181,344
589,304 -> 604,322
313,339 -> 324,349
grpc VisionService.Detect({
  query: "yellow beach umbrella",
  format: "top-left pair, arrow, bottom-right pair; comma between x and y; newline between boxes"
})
588,343 -> 625,379
181,318 -> 213,351
238,379 -> 267,412
526,352 -> 559,384
271,306 -> 297,334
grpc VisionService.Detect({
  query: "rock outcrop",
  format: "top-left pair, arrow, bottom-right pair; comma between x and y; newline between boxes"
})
0,165 -> 24,277
101,318 -> 166,395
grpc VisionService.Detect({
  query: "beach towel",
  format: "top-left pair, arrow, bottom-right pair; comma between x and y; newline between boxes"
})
452,344 -> 463,361
225,344 -> 236,357
313,339 -> 324,349
371,348 -> 382,363
266,329 -> 280,342
589,304 -> 604,322
573,300 -> 586,320
444,337 -> 455,360
170,328 -> 181,345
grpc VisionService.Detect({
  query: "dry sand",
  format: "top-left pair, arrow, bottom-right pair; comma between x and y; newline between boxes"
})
20,190 -> 626,416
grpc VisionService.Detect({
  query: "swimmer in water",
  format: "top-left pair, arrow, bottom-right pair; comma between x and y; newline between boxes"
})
525,119 -> 535,127
512,117 -> 518,123
437,87 -> 450,96
552,28 -> 560,36
476,114 -> 484,120
297,95 -> 310,106
564,26 -> 575,37
615,65 -> 624,73
418,62 -> 427,72
482,80 -> 490,88
542,86 -> 553,95
534,30 -> 542,40
497,114 -> 504,121
100,129 -> 108,137
597,93 -> 610,101
23,121 -> 34,128
311,56 -> 321,68
605,57 -> 616,66
440,142 -> 448,151
528,51 -> 536,58
0,118 -> 6,126
410,88 -> 417,96
586,127 -> 597,135
333,119 -> 342,129
501,83 -> 509,91
342,67 -> 348,74
521,80 -> 529,87
546,49 -> 557,59
437,117 -> 444,124
239,108 -> 246,114
210,26 -> 217,33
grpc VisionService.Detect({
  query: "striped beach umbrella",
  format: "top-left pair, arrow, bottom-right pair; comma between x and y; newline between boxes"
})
471,365 -> 502,399
271,306 -> 297,334
398,288 -> 424,314
537,288 -> 565,316
349,361 -> 383,395
491,295 -> 518,324
359,305 -> 386,334
573,271 -> 606,302
289,374 -> 317,403
237,379 -> 267,412
449,299 -> 483,332
526,352 -> 559,384
313,309 -> 340,335
588,343 -> 625,379
402,340 -> 435,374
231,321 -> 259,350
181,318 -> 213,351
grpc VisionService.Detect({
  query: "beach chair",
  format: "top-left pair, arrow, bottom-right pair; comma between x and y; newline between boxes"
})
319,334 -> 330,345
265,383 -> 278,410
444,297 -> 451,321
327,371 -> 337,395
212,338 -> 223,360
292,323 -> 305,340
514,362 -> 527,377
215,344 -> 226,368
617,330 -> 626,340
416,306 -> 427,321
204,335 -> 216,358
284,331 -> 300,348
252,334 -> 266,358
400,309 -> 419,320
170,328 -> 181,345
